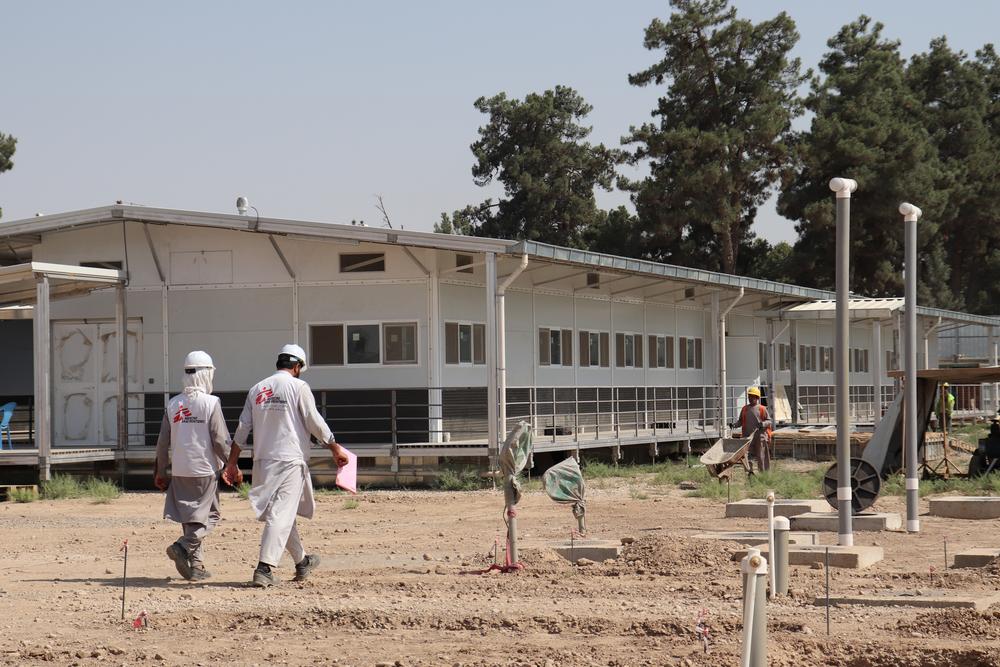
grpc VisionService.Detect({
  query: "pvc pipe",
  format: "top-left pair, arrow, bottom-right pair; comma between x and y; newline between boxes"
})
900,202 -> 922,533
504,478 -> 518,565
719,287 -> 745,436
773,516 -> 790,596
741,548 -> 768,667
496,254 -> 528,440
766,490 -> 776,596
831,177 -> 857,547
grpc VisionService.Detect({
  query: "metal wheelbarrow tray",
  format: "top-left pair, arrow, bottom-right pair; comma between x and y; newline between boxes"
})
700,433 -> 755,478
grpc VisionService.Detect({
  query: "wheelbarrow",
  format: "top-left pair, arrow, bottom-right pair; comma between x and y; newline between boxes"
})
700,431 -> 758,479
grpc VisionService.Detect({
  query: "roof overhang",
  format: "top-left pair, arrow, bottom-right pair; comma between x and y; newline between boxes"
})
757,298 -> 1000,328
887,366 -> 1000,383
0,262 -> 124,308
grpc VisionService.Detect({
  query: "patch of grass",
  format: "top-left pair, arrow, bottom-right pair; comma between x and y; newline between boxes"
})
314,486 -> 347,497
689,479 -> 732,500
686,463 -> 824,502
882,472 -> 1000,497
950,423 -> 989,446
41,474 -> 84,499
236,482 -> 252,500
580,459 -> 622,479
83,478 -> 121,503
629,486 -> 649,500
343,498 -> 359,510
8,487 -> 37,503
434,467 -> 488,491
648,462 -> 713,487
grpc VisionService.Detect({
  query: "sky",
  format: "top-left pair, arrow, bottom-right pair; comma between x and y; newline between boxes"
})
3,1 -> 999,244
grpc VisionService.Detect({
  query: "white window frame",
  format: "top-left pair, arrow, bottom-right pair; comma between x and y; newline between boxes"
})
382,321 -> 419,365
539,326 -> 573,367
445,320 -> 486,366
308,319 -> 421,368
582,329 -> 609,368
651,334 -> 673,369
616,330 -> 642,369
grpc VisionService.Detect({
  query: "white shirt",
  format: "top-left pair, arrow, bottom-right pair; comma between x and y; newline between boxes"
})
234,371 -> 335,462
162,392 -> 228,477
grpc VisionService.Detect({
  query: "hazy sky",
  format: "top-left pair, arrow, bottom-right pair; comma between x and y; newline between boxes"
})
3,1 -> 999,243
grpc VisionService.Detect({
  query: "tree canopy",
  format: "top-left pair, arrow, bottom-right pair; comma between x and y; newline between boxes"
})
0,132 -> 16,220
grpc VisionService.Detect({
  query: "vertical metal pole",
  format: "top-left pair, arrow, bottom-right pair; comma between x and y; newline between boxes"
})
900,202 -> 923,533
872,321 -> 883,425
830,177 -> 857,547
116,284 -> 128,489
485,253 -> 499,474
789,322 -> 800,424
428,265 -> 443,442
990,326 -> 999,414
34,276 -> 52,482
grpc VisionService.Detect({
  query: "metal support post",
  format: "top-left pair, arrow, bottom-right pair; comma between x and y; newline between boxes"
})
872,321 -> 883,425
34,276 -> 52,482
485,252 -> 499,474
900,202 -> 923,533
831,177 -> 857,546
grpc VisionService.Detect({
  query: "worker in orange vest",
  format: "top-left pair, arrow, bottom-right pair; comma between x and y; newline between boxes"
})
739,387 -> 773,472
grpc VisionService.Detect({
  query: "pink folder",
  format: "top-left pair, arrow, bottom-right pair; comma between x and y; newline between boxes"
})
335,448 -> 358,495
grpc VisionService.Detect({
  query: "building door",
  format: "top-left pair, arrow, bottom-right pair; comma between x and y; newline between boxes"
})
52,320 -> 142,446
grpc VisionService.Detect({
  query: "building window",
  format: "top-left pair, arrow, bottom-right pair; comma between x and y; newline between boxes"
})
799,345 -> 819,372
820,346 -> 834,373
678,337 -> 703,370
578,330 -> 609,367
346,324 -> 380,364
848,348 -> 870,373
383,323 -> 418,364
539,328 -> 573,366
778,343 -> 790,371
445,322 -> 485,365
648,335 -> 673,369
310,324 -> 345,366
340,253 -> 385,273
615,333 -> 643,368
758,342 -> 769,371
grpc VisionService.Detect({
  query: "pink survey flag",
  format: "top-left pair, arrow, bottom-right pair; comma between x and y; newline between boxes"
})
336,448 -> 358,495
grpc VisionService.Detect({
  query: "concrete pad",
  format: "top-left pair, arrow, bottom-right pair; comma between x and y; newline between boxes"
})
953,548 -> 1000,568
724,498 -> 830,519
814,592 -> 1000,611
692,531 -> 819,546
551,540 -> 622,563
790,511 -> 902,532
732,544 -> 884,569
929,497 -> 1000,520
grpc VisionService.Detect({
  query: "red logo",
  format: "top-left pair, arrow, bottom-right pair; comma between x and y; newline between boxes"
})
172,406 -> 193,423
255,386 -> 274,405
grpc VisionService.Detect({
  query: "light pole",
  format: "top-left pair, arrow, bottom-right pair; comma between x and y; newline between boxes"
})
899,202 -> 922,532
830,177 -> 857,547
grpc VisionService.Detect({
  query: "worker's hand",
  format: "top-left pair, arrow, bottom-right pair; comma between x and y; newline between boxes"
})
222,463 -> 243,487
154,473 -> 169,491
330,442 -> 350,468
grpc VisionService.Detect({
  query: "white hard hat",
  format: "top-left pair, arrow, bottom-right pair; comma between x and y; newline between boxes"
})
279,343 -> 307,370
183,350 -> 215,370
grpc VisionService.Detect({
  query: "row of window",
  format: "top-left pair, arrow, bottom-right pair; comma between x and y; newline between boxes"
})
538,328 -> 704,370
760,343 -> 872,373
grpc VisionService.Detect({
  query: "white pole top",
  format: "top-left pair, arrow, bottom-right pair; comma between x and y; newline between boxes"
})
899,202 -> 923,222
829,178 -> 858,198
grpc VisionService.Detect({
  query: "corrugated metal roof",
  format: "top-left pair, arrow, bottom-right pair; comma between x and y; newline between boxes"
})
758,298 -> 1000,327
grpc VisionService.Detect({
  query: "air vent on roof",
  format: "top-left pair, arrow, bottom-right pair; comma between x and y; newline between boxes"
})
587,272 -> 600,288
684,287 -> 696,300
456,254 -> 474,274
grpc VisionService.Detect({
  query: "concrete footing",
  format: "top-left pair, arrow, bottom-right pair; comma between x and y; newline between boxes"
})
790,511 -> 901,532
732,544 -> 883,569
814,592 -> 1000,611
692,531 -> 818,546
551,540 -> 622,563
928,497 -> 1000,520
953,548 -> 1000,568
724,498 -> 830,519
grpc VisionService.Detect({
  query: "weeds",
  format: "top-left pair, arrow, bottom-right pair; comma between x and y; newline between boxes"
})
41,474 -> 83,499
629,486 -> 649,500
343,498 -> 359,510
83,478 -> 121,503
8,487 -> 37,503
435,467 -> 488,491
236,482 -> 252,500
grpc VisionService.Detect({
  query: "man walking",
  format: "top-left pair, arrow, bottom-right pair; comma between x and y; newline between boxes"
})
154,351 -> 232,581
738,387 -> 773,473
223,344 -> 349,588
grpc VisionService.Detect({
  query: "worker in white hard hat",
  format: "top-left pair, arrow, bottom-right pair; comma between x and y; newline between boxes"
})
154,351 -> 233,581
223,343 -> 349,588
737,386 -> 772,472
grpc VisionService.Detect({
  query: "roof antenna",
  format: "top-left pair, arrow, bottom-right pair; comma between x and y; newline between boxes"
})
236,196 -> 260,231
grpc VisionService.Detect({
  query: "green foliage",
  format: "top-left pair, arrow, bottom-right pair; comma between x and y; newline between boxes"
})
342,498 -> 359,510
882,472 -> 1000,497
443,86 -> 622,248
434,467 -> 488,491
629,486 -> 649,500
622,0 -> 807,274
236,482 -> 252,500
41,474 -> 84,499
40,474 -> 120,502
0,131 -> 15,220
8,487 -> 37,503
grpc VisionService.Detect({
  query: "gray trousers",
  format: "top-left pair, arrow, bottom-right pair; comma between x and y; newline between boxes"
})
179,511 -> 219,566
258,465 -> 307,567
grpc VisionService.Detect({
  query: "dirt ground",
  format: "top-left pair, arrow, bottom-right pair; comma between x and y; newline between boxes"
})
5,470 -> 1000,667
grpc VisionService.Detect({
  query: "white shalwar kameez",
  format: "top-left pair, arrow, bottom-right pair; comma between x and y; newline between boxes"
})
235,370 -> 335,567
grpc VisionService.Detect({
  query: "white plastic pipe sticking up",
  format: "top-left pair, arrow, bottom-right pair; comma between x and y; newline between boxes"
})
741,548 -> 768,667
766,490 -> 776,597
719,287 -> 745,436
497,255 -> 529,438
899,202 -> 922,533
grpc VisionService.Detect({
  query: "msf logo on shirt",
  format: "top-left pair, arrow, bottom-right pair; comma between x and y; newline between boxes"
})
172,405 -> 203,424
255,385 -> 288,410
